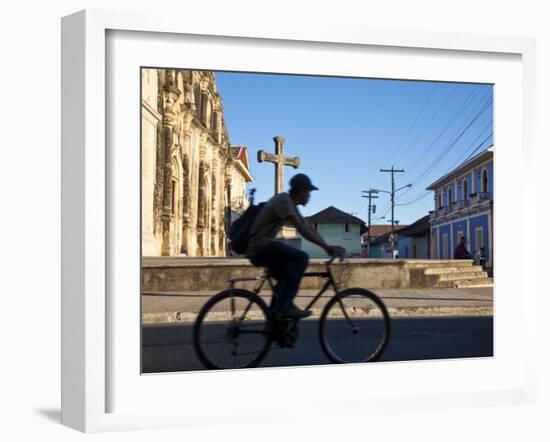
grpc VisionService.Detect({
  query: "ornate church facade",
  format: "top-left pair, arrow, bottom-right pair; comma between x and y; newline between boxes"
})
141,68 -> 253,257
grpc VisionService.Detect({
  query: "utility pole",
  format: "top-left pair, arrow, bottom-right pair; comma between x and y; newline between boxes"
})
361,189 -> 379,253
378,166 -> 411,259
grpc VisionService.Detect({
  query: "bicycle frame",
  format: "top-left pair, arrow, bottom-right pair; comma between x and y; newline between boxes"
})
227,257 -> 354,325
193,255 -> 390,368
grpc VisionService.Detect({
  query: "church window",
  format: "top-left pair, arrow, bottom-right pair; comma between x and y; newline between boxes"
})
463,179 -> 468,200
447,188 -> 452,207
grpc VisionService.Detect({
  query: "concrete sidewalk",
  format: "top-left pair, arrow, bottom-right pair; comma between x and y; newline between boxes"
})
142,287 -> 493,324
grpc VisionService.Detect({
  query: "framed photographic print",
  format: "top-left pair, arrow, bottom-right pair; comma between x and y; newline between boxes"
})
61,9 -> 537,433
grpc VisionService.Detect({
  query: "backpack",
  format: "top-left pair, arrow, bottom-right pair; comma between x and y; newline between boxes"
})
228,201 -> 266,255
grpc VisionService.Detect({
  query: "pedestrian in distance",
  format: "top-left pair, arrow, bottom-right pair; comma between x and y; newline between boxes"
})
453,236 -> 472,259
477,246 -> 487,268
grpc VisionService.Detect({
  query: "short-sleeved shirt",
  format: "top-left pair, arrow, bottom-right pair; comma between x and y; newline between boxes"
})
245,192 -> 306,256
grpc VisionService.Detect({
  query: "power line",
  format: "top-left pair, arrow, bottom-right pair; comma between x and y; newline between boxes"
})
375,93 -> 491,218
395,131 -> 493,208
399,96 -> 493,198
400,85 -> 485,170
373,86 -> 490,218
394,83 -> 462,166
444,120 -> 493,172
380,90 -> 492,222
395,191 -> 432,206
413,98 -> 492,184
384,83 -> 438,166
464,132 -> 493,161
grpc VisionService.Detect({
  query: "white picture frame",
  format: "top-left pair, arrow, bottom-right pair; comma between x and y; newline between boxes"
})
61,9 -> 537,433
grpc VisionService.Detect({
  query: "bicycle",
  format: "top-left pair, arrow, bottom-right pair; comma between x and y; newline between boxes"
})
192,255 -> 391,369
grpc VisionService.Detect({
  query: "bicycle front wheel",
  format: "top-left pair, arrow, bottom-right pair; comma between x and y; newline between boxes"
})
193,289 -> 272,370
319,288 -> 390,363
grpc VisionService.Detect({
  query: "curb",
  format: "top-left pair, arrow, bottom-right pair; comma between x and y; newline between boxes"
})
142,306 -> 493,325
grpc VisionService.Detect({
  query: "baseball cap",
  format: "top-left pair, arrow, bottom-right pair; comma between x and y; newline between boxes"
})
289,173 -> 319,191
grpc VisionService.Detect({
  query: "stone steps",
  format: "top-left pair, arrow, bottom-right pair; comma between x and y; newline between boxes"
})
425,265 -> 484,275
437,271 -> 488,281
418,260 -> 492,288
436,277 -> 494,288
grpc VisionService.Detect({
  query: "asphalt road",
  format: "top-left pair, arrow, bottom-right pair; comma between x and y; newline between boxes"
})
141,316 -> 493,373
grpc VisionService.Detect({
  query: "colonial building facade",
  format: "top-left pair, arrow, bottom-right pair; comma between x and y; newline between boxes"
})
141,68 -> 252,257
427,147 -> 493,266
228,146 -> 254,223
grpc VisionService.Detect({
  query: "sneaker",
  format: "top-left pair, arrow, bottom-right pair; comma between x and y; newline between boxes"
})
277,305 -> 312,320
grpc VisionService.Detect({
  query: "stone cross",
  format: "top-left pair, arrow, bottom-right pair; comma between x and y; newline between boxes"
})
257,136 -> 301,195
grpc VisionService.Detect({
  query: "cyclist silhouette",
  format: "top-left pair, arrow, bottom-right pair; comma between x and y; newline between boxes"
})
245,173 -> 345,320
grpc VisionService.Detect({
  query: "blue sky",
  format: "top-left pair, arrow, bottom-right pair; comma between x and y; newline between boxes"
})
215,71 -> 493,226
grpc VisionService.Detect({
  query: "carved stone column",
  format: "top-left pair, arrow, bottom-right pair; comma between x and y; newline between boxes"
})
224,171 -> 232,256
160,70 -> 181,256
179,113 -> 193,255
196,147 -> 208,256
218,215 -> 225,257
153,123 -> 164,237
209,155 -> 218,255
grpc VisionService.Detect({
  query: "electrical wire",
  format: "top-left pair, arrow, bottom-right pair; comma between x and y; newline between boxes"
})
393,84 -> 463,166
395,191 -> 432,206
395,130 -> 493,208
445,120 -> 493,171
398,96 -> 493,199
383,83 -> 438,166
400,85 -> 486,170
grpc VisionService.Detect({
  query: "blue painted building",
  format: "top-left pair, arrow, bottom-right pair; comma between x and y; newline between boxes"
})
367,231 -> 393,258
367,216 -> 430,259
367,225 -> 407,259
427,147 -> 493,267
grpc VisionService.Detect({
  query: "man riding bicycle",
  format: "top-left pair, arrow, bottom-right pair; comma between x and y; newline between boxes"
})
245,173 -> 346,320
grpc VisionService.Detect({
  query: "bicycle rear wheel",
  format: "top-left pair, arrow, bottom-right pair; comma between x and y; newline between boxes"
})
319,288 -> 390,363
193,289 -> 272,369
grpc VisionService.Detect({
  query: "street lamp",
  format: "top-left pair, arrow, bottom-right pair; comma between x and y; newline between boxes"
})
396,183 -> 413,193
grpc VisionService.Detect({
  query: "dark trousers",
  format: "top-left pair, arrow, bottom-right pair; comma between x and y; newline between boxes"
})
248,240 -> 309,313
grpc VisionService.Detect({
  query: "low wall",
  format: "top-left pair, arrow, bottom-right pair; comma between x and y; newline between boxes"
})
142,257 -> 475,292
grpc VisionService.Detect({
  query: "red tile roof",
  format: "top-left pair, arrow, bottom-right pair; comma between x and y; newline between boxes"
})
367,224 -> 408,238
230,145 -> 250,169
